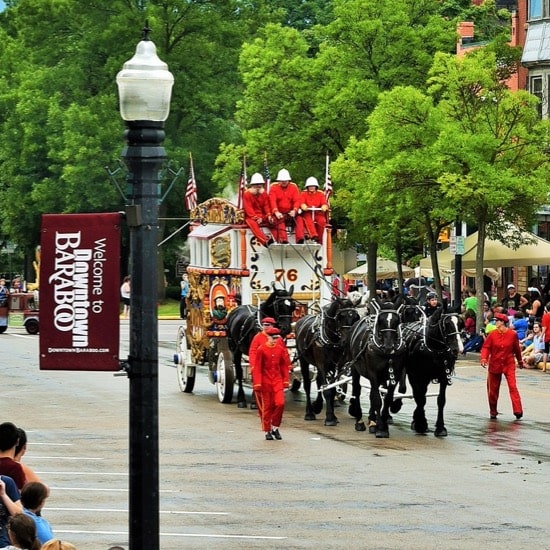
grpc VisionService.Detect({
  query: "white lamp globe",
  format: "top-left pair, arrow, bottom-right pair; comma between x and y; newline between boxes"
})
116,38 -> 174,122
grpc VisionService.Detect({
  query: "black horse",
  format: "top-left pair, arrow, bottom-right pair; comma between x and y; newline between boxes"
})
401,307 -> 464,437
347,297 -> 407,438
294,297 -> 360,426
226,284 -> 295,408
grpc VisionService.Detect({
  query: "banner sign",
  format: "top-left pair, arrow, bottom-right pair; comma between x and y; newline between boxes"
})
39,213 -> 121,371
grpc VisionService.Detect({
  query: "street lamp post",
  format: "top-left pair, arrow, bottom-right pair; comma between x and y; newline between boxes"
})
116,26 -> 174,550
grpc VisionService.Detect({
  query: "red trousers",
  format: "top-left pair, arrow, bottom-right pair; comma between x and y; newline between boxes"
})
272,215 -> 304,243
295,212 -> 327,243
245,218 -> 272,246
255,389 -> 285,432
486,369 -> 523,416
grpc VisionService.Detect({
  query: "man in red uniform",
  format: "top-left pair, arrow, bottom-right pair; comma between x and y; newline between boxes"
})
248,316 -> 278,410
295,176 -> 329,244
249,317 -> 277,375
480,312 -> 524,420
540,302 -> 550,372
242,172 -> 274,247
268,168 -> 303,244
252,327 -> 291,440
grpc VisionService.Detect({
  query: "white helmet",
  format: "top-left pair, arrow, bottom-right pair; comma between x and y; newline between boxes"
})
305,176 -> 319,188
276,168 -> 291,181
249,172 -> 265,185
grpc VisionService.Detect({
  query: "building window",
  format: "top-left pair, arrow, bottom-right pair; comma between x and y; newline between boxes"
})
530,75 -> 544,117
529,0 -> 543,19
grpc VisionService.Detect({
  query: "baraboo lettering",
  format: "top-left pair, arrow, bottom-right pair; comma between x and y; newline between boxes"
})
50,231 -> 91,347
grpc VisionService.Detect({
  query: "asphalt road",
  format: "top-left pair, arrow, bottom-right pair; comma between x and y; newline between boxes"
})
1,320 -> 549,549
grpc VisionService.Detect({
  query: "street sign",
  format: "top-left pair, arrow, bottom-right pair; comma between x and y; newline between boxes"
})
456,235 -> 465,255
449,236 -> 456,255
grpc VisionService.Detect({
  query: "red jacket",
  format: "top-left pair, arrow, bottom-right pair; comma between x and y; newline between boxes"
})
243,189 -> 270,222
269,183 -> 301,215
542,312 -> 550,343
481,327 -> 522,374
252,341 -> 291,391
299,189 -> 328,211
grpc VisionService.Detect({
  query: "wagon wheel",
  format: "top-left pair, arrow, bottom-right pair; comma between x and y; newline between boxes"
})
215,349 -> 234,404
176,326 -> 195,393
25,319 -> 39,335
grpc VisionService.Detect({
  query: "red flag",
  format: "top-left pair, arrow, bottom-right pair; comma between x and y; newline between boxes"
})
237,155 -> 247,209
185,153 -> 198,211
324,154 -> 333,203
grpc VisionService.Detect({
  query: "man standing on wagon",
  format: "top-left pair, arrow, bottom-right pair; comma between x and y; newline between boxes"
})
252,327 -> 291,440
268,168 -> 303,244
242,172 -> 275,247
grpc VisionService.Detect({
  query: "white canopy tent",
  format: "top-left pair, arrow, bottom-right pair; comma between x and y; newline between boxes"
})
419,230 -> 550,271
345,258 -> 414,280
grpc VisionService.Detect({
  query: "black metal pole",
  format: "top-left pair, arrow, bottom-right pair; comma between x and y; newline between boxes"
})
454,220 -> 463,309
122,120 -> 166,550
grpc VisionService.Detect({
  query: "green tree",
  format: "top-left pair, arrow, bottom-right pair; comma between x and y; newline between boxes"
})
430,47 -> 550,327
0,0 -> 275,288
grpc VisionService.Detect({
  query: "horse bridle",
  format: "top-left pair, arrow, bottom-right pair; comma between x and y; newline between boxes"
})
371,308 -> 405,353
271,295 -> 295,328
423,314 -> 461,353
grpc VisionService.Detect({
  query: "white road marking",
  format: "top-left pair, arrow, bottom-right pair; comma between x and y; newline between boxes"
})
35,471 -> 127,476
49,487 -> 179,493
28,456 -> 104,460
55,529 -> 286,540
48,507 -> 228,515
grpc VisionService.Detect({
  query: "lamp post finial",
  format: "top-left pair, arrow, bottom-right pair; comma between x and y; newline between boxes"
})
142,20 -> 152,41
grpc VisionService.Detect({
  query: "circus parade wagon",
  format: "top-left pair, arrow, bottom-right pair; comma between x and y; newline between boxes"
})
173,197 -> 335,404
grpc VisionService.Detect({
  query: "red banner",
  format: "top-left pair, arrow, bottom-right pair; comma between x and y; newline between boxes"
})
39,213 -> 121,371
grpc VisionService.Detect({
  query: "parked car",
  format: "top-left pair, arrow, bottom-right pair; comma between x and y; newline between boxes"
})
0,292 -> 39,334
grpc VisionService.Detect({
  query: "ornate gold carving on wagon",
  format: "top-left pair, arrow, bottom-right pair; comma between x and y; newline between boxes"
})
190,198 -> 244,225
186,271 -> 243,363
210,234 -> 231,268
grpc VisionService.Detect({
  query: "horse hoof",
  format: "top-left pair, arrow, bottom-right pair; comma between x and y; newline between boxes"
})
411,420 -> 429,434
237,401 -> 247,409
355,422 -> 366,432
390,401 -> 403,414
434,427 -> 448,437
375,430 -> 389,438
368,425 -> 376,434
304,413 -> 316,421
250,402 -> 257,410
324,419 -> 338,426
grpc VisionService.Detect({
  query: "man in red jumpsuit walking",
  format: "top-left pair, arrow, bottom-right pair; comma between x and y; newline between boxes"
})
268,168 -> 303,244
480,312 -> 524,420
252,327 -> 291,440
296,176 -> 329,244
248,316 -> 277,410
242,172 -> 274,247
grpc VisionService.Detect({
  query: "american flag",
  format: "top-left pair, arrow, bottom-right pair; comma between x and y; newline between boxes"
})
263,152 -> 271,194
237,155 -> 247,210
324,154 -> 333,203
185,153 -> 198,211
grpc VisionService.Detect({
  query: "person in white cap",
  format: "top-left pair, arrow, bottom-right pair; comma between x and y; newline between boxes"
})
242,172 -> 275,247
268,168 -> 303,244
501,283 -> 521,316
295,176 -> 329,244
